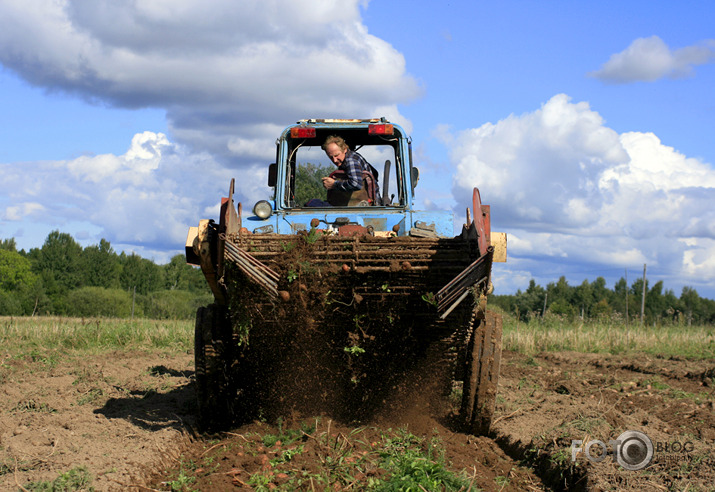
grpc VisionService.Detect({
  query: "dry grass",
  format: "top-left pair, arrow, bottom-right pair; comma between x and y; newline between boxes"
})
0,316 -> 192,356
501,312 -> 714,359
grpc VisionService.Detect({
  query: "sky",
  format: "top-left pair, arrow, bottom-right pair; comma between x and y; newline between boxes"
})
1,0 -> 714,299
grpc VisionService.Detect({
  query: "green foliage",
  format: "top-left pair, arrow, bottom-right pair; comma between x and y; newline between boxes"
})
0,290 -> 24,315
63,287 -> 138,318
377,430 -> 470,490
80,239 -> 121,289
1,317 -> 193,355
141,289 -> 213,319
344,345 -> 366,356
0,230 -> 212,319
24,465 -> 94,491
163,254 -> 208,292
0,248 -> 49,315
0,237 -> 18,251
119,252 -> 163,295
294,162 -> 332,206
0,248 -> 37,291
165,467 -> 197,492
492,275 -> 715,325
34,230 -> 84,296
421,292 -> 437,307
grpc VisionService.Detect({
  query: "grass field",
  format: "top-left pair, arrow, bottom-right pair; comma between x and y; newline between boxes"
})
2,313 -> 713,359
0,316 -> 193,357
499,310 -> 715,360
2,314 -> 713,491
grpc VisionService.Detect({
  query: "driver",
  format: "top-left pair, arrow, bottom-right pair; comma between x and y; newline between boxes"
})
305,135 -> 380,207
321,135 -> 378,196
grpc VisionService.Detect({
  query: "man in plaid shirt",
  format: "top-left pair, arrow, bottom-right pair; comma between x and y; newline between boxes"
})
321,135 -> 380,199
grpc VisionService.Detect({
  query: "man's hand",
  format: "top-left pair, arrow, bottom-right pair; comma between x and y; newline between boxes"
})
322,176 -> 336,190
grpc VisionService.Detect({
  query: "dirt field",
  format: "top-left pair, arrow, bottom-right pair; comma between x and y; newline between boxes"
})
1,349 -> 713,491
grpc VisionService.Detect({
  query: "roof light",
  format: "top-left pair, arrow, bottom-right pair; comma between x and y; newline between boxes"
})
368,123 -> 394,135
290,127 -> 316,138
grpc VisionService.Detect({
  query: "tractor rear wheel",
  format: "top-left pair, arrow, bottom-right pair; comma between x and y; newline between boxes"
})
461,309 -> 502,435
194,304 -> 235,431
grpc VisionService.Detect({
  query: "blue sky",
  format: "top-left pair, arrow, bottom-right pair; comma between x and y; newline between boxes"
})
1,0 -> 714,299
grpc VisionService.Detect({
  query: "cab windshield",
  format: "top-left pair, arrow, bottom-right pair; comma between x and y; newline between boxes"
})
282,130 -> 405,209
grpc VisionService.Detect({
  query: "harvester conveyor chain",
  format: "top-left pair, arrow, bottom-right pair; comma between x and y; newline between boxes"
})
223,240 -> 280,298
437,247 -> 494,318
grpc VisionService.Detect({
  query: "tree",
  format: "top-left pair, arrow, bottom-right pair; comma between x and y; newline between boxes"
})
34,231 -> 84,296
491,276 -> 714,325
511,279 -> 546,320
119,252 -> 163,295
81,239 -> 121,288
142,289 -> 213,319
591,298 -> 612,319
590,277 -> 611,305
574,279 -> 594,318
64,287 -> 138,318
294,162 -> 331,206
1,238 -> 17,252
163,254 -> 208,292
0,249 -> 36,291
679,286 -> 702,325
645,280 -> 672,323
0,249 -> 49,315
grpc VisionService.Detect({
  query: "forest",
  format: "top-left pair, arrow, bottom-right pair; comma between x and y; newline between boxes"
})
2,229 -> 714,323
491,276 -> 715,325
0,232 -> 211,319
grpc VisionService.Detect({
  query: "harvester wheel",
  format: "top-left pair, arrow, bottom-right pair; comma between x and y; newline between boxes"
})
194,304 -> 235,431
461,309 -> 502,435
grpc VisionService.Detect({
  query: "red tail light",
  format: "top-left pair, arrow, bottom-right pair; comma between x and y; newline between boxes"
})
291,127 -> 316,138
368,123 -> 394,135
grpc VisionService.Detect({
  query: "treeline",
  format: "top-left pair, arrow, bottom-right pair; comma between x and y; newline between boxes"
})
0,232 -> 212,319
491,276 -> 715,325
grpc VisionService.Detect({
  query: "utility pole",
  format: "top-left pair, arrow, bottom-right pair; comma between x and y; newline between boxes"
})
542,292 -> 548,317
625,269 -> 628,326
640,264 -> 647,326
131,285 -> 136,320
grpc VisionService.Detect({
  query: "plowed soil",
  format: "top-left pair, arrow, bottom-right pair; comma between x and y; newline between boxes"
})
2,349 -> 713,491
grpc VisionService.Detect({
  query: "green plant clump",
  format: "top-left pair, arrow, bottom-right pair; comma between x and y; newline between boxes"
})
376,430 -> 471,490
24,466 -> 94,491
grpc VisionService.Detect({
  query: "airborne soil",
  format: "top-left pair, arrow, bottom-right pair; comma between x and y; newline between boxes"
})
1,349 -> 714,491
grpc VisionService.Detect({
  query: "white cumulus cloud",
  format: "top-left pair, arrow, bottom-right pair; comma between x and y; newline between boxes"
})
445,94 -> 715,293
0,0 -> 419,164
0,132 -> 266,257
589,35 -> 715,83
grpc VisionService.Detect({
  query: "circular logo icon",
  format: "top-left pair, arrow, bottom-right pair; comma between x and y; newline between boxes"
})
616,430 -> 654,470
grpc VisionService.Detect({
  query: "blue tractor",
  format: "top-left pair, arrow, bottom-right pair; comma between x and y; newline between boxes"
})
186,118 -> 506,433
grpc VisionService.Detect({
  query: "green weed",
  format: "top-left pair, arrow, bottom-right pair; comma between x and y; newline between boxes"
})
642,377 -> 669,390
280,240 -> 297,252
261,418 -> 314,448
24,466 -> 94,491
494,475 -> 510,489
76,388 -> 104,406
165,471 -> 196,492
344,345 -> 366,356
421,292 -> 437,307
12,399 -> 56,414
270,444 -> 305,466
376,430 -> 471,490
